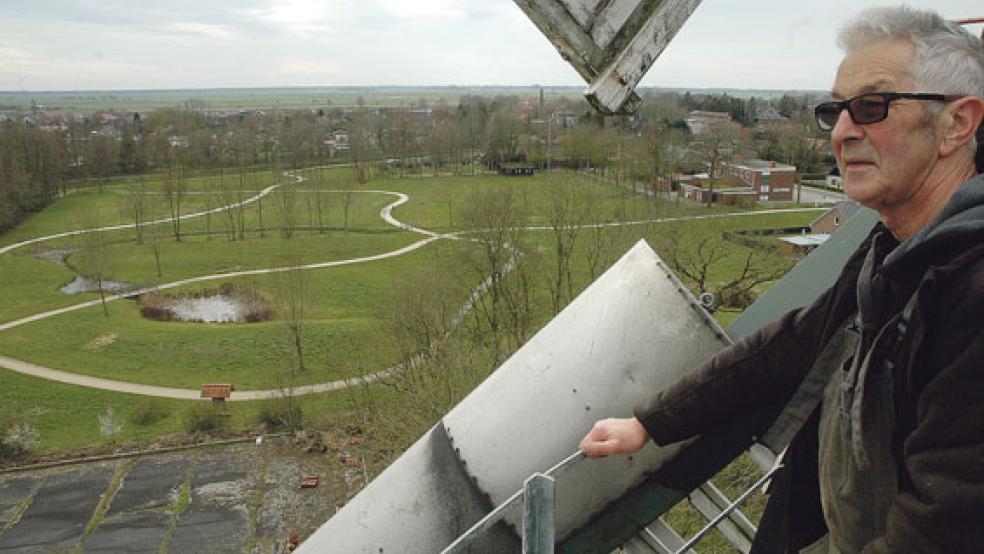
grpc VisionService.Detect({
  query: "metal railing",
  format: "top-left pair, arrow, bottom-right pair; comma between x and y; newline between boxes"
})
440,451 -> 583,554
440,446 -> 781,554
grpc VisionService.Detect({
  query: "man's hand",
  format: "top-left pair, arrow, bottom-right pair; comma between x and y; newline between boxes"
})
579,417 -> 649,459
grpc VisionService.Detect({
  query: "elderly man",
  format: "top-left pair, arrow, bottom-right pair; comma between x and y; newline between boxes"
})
580,6 -> 984,553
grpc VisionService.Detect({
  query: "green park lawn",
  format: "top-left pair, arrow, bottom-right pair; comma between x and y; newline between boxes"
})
0,240 -> 474,390
0,367 -> 367,455
0,167 -> 823,456
0,175 -> 426,324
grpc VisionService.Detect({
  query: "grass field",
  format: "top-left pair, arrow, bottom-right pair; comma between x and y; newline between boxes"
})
0,166 -> 825,554
0,239 -> 474,389
0,367 -> 369,455
1,167 -> 820,465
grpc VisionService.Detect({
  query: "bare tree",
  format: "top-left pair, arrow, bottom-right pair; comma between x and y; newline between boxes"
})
204,172 -> 214,240
88,134 -> 118,193
459,187 -> 529,362
696,124 -> 740,207
583,189 -> 629,280
349,112 -> 375,184
657,225 -> 789,312
77,207 -> 114,316
123,175 -> 149,245
313,166 -> 329,233
545,177 -> 589,314
163,154 -> 188,241
271,261 -> 312,372
218,169 -> 239,241
272,168 -> 297,239
146,227 -> 165,278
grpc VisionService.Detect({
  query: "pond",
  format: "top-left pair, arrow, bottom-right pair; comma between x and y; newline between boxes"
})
139,287 -> 272,324
167,295 -> 252,323
34,248 -> 137,296
60,276 -> 134,295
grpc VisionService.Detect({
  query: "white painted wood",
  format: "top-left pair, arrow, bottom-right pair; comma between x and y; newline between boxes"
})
558,0 -> 603,27
590,0 -> 644,49
586,0 -> 702,112
513,0 -> 606,81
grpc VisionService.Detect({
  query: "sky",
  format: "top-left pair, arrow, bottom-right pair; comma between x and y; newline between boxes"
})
1,0 -> 981,92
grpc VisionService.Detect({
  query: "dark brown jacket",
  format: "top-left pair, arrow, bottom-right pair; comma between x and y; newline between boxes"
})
637,176 -> 984,553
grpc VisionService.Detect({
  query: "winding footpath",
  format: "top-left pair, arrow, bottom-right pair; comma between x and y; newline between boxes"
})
0,169 -> 826,400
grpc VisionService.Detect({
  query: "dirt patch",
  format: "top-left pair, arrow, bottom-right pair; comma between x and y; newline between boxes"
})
84,333 -> 118,351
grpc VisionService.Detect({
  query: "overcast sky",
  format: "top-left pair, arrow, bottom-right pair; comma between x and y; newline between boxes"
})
1,0 -> 981,92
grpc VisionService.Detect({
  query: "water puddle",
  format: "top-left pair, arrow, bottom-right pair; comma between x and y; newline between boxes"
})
168,295 -> 250,323
33,248 -> 76,266
140,286 -> 272,324
60,276 -> 134,295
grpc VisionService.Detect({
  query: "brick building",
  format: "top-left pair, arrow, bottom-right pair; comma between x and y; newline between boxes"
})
685,110 -> 732,135
724,159 -> 797,202
810,201 -> 862,234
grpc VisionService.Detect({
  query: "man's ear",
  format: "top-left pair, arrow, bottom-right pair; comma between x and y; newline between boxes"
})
940,96 -> 984,159
975,123 -> 984,173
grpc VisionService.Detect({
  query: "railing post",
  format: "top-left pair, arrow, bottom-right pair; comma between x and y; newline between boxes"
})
523,473 -> 555,554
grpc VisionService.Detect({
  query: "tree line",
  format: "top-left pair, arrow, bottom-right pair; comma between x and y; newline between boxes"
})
0,90 -> 831,233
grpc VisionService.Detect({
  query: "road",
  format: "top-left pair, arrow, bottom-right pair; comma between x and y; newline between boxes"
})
795,184 -> 847,206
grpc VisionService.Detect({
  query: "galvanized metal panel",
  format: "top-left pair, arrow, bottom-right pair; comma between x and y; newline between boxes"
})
297,240 -> 727,552
565,207 -> 879,552
295,423 -> 519,553
443,240 -> 729,542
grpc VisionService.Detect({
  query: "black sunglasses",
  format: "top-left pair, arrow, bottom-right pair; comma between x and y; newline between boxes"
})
814,92 -> 964,131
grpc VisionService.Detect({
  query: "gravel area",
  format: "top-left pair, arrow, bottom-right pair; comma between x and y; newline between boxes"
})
0,440 -> 347,553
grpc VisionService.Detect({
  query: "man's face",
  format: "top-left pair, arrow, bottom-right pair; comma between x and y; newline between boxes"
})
831,38 -> 941,210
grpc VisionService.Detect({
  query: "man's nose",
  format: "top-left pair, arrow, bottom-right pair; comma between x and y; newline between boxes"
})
831,108 -> 863,145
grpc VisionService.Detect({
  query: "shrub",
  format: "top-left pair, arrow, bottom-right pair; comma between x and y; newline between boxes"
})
139,305 -> 174,321
184,404 -> 224,434
255,399 -> 303,432
130,401 -> 169,426
0,420 -> 39,460
98,406 -> 124,439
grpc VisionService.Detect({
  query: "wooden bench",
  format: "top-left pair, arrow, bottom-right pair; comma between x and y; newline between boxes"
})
200,383 -> 234,407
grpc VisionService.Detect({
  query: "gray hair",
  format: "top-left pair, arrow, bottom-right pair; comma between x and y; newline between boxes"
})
838,6 -> 984,98
839,6 -> 983,152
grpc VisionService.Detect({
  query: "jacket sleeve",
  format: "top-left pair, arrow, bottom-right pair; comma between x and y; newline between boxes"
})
635,254 -> 861,446
863,280 -> 984,553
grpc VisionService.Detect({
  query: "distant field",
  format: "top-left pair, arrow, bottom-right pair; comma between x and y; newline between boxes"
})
0,86 -> 824,112
0,86 -> 585,112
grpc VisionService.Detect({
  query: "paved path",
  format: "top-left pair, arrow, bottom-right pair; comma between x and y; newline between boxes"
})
797,185 -> 848,205
0,176 -> 449,399
0,170 -> 826,399
0,172 -> 304,256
